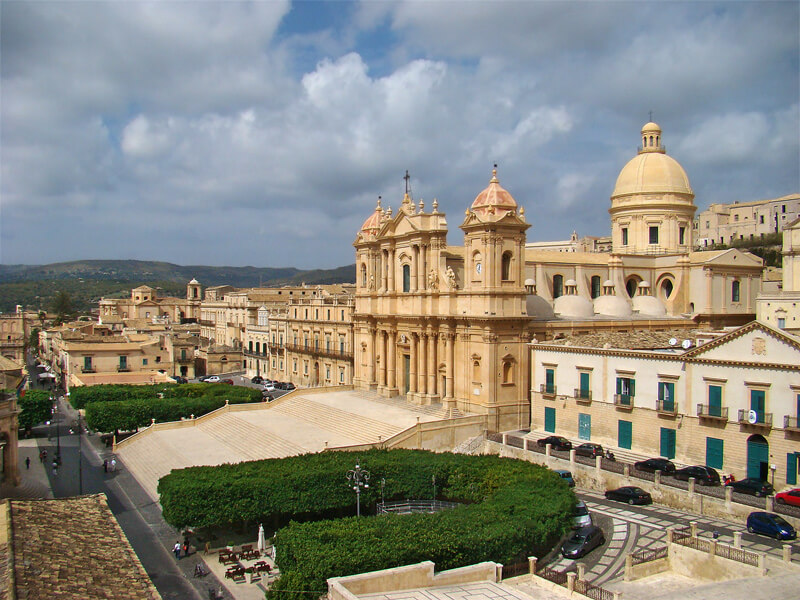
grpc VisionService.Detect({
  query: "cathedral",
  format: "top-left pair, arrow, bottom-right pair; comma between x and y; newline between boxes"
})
352,122 -> 765,432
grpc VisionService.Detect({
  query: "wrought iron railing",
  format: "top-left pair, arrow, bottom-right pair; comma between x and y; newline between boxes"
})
540,383 -> 557,397
574,388 -> 592,402
501,561 -> 529,579
785,415 -> 800,431
376,500 -> 460,515
715,543 -> 759,566
613,394 -> 633,408
697,404 -> 728,420
737,409 -> 773,427
573,579 -> 616,600
536,566 -> 567,585
630,546 -> 668,565
655,399 -> 678,415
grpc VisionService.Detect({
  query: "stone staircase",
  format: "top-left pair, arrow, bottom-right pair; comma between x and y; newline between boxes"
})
270,396 -> 402,444
117,433 -> 193,500
196,413 -> 307,459
352,390 -> 467,419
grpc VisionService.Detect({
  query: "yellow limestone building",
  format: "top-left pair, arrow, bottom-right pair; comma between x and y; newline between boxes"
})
353,170 -> 532,432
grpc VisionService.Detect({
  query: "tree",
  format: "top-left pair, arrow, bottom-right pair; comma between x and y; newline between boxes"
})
51,291 -> 76,325
28,328 -> 40,354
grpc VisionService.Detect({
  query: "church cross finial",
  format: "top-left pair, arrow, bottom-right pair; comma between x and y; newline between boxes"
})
404,170 -> 411,194
649,110 -> 653,122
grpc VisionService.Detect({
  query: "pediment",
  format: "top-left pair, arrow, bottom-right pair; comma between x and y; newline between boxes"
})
684,321 -> 800,366
382,215 -> 420,237
691,248 -> 763,268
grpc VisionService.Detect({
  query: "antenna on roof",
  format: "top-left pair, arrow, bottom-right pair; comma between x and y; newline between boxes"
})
681,339 -> 692,349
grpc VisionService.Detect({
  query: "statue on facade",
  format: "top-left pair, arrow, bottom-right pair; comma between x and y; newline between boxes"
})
446,266 -> 457,290
368,274 -> 376,290
428,268 -> 439,291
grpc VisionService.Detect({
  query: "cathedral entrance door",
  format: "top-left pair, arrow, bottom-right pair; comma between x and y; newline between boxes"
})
403,355 -> 410,394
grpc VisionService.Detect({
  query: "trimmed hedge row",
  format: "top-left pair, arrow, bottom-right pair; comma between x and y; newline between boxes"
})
158,450 -> 574,600
70,383 -> 259,409
18,390 -> 54,430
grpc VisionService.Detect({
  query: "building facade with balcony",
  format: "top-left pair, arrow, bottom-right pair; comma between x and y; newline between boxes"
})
694,193 -> 800,248
99,281 -> 203,325
757,216 -> 800,334
244,291 -> 355,387
529,321 -> 800,488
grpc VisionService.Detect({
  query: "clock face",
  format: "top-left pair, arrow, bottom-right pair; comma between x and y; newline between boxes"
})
476,262 -> 482,274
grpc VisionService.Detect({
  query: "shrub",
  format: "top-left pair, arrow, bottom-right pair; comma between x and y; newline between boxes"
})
70,383 -> 259,409
158,449 -> 573,598
18,390 -> 53,430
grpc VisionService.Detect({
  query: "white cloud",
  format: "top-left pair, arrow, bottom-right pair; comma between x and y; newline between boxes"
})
121,115 -> 172,158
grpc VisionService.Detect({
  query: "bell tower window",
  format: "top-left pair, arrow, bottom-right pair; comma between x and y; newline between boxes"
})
501,252 -> 512,281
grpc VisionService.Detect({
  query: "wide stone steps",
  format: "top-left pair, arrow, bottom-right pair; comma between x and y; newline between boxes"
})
197,413 -> 306,459
117,433 -> 191,499
271,396 -> 401,444
353,390 -> 466,419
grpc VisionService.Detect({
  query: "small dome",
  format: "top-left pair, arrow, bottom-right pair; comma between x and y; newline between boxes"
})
632,295 -> 666,316
603,279 -> 614,287
471,167 -> 518,217
565,279 -> 578,287
526,294 -> 555,319
554,294 -> 594,318
189,278 -> 199,285
360,198 -> 383,237
642,121 -> 661,133
524,278 -> 535,287
638,281 -> 651,289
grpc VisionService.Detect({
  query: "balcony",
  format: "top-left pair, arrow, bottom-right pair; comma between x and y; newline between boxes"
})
81,367 -> 96,374
737,409 -> 773,428
117,366 -> 130,372
176,356 -> 193,364
243,350 -> 269,359
540,383 -> 557,398
284,343 -> 353,361
573,388 -> 592,403
614,394 -> 634,409
784,415 -> 800,432
656,399 -> 678,416
697,404 -> 728,421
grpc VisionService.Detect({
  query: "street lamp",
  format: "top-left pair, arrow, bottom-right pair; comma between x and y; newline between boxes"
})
432,475 -> 436,501
346,462 -> 370,517
380,477 -> 386,506
51,398 -> 61,465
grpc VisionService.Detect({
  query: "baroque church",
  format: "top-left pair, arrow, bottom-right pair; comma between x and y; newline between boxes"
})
352,122 -> 765,432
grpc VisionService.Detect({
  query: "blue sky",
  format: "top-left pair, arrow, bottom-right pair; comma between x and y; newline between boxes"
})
1,1 -> 798,268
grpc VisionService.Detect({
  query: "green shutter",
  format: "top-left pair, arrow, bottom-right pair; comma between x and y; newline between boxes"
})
750,390 -> 765,422
660,428 -> 676,459
630,379 -> 635,397
616,377 -> 622,394
618,420 -> 632,450
706,437 -> 724,470
787,453 -> 798,486
579,372 -> 590,393
659,382 -> 675,411
708,385 -> 722,417
544,407 -> 556,433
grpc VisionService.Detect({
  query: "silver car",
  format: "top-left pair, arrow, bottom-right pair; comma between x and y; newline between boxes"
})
573,500 -> 592,528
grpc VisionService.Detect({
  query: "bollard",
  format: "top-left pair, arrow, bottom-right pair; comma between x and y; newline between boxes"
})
496,564 -> 503,582
766,495 -> 774,512
524,438 -> 530,452
733,531 -> 742,549
758,553 -> 767,576
654,469 -> 661,485
595,454 -> 602,471
709,540 -> 717,557
666,527 -> 674,544
576,563 -> 585,580
688,477 -> 696,496
725,486 -> 733,506
566,572 -> 576,592
528,556 -> 537,575
503,433 -> 508,445
545,443 -> 552,457
569,449 -> 576,466
623,464 -> 630,477
784,544 -> 793,563
624,555 -> 633,581
690,521 -> 698,537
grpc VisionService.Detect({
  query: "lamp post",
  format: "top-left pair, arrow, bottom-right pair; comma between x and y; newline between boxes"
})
432,475 -> 436,501
380,477 -> 386,506
77,411 -> 83,495
346,462 -> 370,517
51,398 -> 61,465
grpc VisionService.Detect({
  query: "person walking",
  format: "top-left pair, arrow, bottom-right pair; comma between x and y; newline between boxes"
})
173,541 -> 182,560
182,539 -> 190,557
103,459 -> 108,473
25,457 -> 30,470
52,460 -> 58,476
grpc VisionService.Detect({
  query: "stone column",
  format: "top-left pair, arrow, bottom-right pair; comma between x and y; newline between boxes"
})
428,333 -> 437,397
720,273 -> 728,313
388,249 -> 395,292
418,333 -> 427,395
411,246 -> 418,292
388,330 -> 397,390
409,334 -> 417,394
378,331 -> 387,387
446,332 -> 455,400
371,327 -> 378,386
746,275 -> 753,312
705,268 -> 713,313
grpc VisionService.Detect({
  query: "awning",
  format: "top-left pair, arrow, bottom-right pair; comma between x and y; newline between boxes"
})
37,372 -> 56,379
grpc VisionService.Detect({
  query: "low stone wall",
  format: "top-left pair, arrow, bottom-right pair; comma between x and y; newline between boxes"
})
327,561 -> 498,600
483,439 -> 800,529
669,541 -> 764,581
626,556 -> 669,580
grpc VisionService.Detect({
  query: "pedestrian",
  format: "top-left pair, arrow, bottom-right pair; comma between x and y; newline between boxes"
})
25,457 -> 30,470
173,541 -> 181,560
52,460 -> 58,476
182,539 -> 190,557
42,449 -> 47,463
204,541 -> 211,555
38,450 -> 44,463
103,459 -> 108,473
110,458 -> 117,472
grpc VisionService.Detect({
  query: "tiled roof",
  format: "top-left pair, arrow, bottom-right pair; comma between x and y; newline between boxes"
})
2,495 -> 161,600
541,328 -> 714,350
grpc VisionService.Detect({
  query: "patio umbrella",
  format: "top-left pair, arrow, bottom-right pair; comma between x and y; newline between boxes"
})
257,523 -> 266,553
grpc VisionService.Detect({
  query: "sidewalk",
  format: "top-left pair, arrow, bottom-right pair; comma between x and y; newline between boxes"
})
0,437 -> 53,500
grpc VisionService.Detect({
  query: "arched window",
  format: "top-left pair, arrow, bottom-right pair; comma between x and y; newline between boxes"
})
732,280 -> 741,303
248,341 -> 253,352
625,278 -> 638,298
661,279 -> 674,299
360,263 -> 367,287
553,274 -> 564,299
472,360 -> 481,382
591,276 -> 601,299
402,264 -> 411,293
501,252 -> 512,281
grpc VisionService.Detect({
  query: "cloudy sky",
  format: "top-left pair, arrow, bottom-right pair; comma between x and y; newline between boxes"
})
1,1 -> 798,269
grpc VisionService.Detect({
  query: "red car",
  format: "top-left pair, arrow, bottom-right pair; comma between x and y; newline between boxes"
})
775,488 -> 800,507
221,379 -> 234,385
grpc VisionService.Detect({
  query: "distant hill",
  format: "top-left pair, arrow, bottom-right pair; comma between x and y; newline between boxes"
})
0,260 -> 355,314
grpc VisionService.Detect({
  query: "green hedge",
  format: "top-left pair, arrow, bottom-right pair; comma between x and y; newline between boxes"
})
158,450 -> 573,600
70,383 -> 259,409
18,390 -> 54,430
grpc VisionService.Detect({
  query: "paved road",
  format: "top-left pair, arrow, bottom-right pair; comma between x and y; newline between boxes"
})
543,488 -> 799,585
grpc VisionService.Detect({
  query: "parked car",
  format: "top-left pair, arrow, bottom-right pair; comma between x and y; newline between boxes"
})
775,488 -> 800,507
746,511 -> 797,540
277,382 -> 296,391
251,375 -> 264,384
573,500 -> 592,528
204,375 -> 220,383
170,375 -> 188,384
575,443 -> 604,458
634,457 -> 676,475
262,382 -> 276,392
605,486 -> 652,505
727,478 -> 774,497
221,379 -> 234,385
560,525 -> 605,558
554,469 -> 575,488
673,465 -> 720,486
536,436 -> 572,451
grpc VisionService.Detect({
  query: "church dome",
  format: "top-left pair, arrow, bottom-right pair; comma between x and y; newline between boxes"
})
359,198 -> 383,237
611,122 -> 693,199
631,281 -> 667,316
526,294 -> 555,319
471,167 -> 518,217
593,281 -> 632,318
